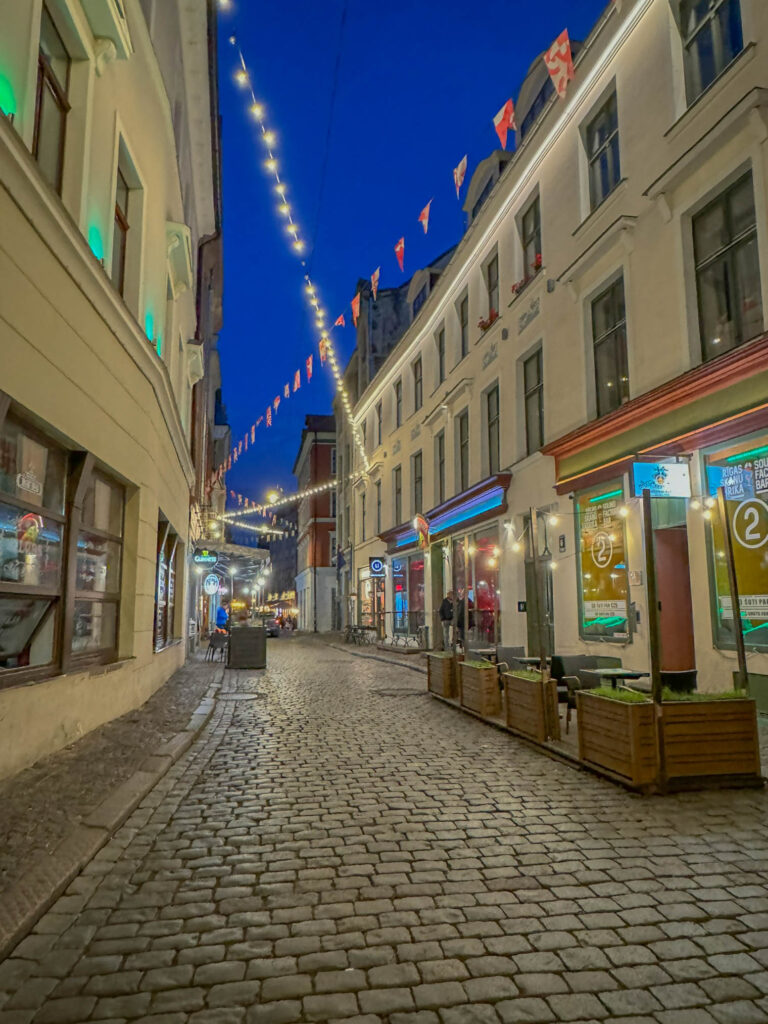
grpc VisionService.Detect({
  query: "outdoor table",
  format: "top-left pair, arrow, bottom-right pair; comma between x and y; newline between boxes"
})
516,656 -> 551,667
589,667 -> 649,689
471,647 -> 497,662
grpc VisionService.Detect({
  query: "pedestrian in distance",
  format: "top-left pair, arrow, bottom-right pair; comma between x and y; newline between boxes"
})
439,590 -> 454,650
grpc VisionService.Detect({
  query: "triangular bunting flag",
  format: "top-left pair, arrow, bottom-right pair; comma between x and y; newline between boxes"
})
418,199 -> 432,234
394,237 -> 405,272
238,440 -> 243,455
266,407 -> 272,426
251,424 -> 255,442
274,395 -> 280,412
453,155 -> 468,198
493,98 -> 516,149
371,267 -> 380,301
244,434 -> 248,451
544,29 -> 575,99
284,382 -> 290,398
351,293 -> 360,326
294,369 -> 301,392
319,338 -> 328,364
256,416 -> 264,427
334,313 -> 345,327
306,354 -> 313,380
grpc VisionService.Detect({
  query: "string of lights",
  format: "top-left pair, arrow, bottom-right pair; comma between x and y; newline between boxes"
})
219,476 -> 344,521
224,24 -> 369,474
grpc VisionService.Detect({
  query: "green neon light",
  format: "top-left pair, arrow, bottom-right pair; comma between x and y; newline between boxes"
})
725,445 -> 768,463
156,334 -> 162,358
87,225 -> 104,261
588,488 -> 623,503
144,311 -> 154,342
0,75 -> 16,117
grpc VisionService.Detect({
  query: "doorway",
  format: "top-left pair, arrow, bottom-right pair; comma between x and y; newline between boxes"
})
654,526 -> 695,671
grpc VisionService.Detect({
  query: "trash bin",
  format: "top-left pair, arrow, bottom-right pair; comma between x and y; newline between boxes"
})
228,625 -> 267,669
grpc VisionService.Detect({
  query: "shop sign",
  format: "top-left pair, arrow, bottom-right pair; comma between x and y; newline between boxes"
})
576,486 -> 629,640
413,514 -> 429,549
369,557 -> 385,578
203,573 -> 220,595
632,462 -> 691,499
194,548 -> 218,565
16,471 -> 42,498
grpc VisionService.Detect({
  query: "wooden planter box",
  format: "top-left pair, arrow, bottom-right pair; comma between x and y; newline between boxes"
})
577,692 -> 658,787
459,661 -> 501,717
661,699 -> 761,781
504,673 -> 561,742
427,654 -> 456,698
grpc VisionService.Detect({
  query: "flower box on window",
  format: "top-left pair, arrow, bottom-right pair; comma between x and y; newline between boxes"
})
477,309 -> 499,333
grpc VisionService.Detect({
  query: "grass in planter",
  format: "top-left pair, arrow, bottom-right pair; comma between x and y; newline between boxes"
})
462,658 -> 495,669
590,686 -> 650,703
429,651 -> 454,659
506,668 -> 544,682
661,687 -> 745,702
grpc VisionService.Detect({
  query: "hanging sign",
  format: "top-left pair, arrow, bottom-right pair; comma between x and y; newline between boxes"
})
203,573 -> 220,595
194,548 -> 218,565
369,557 -> 386,578
632,462 -> 691,499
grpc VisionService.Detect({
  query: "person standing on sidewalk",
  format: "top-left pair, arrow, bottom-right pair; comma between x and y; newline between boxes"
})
439,591 -> 454,650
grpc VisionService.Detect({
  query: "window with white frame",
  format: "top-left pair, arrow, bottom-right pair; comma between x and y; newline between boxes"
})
523,349 -> 544,455
459,296 -> 469,359
486,385 -> 500,475
436,327 -> 446,385
360,491 -> 366,542
394,379 -> 402,428
435,431 -> 446,505
412,451 -> 423,514
413,357 -> 423,412
457,410 -> 469,492
34,6 -> 71,194
521,196 -> 542,280
585,92 -> 620,210
679,0 -> 743,103
693,172 -> 762,362
393,466 -> 402,525
486,254 -> 499,314
375,480 -> 381,533
375,403 -> 382,446
591,277 -> 629,417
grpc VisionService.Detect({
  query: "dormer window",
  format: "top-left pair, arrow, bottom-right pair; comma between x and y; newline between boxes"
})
413,284 -> 428,316
520,77 -> 554,141
471,177 -> 494,220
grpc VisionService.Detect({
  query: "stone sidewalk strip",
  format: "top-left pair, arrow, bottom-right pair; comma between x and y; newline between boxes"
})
0,638 -> 767,1024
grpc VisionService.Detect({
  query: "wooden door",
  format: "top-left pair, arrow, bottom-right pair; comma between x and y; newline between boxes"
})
654,526 -> 695,671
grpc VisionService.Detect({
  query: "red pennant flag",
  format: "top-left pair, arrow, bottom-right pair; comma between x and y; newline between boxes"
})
256,416 -> 264,427
230,489 -> 235,499
350,293 -> 360,326
284,382 -> 290,399
319,338 -> 328,364
227,455 -> 232,470
394,237 -> 405,272
544,29 -> 575,99
493,98 -> 516,149
418,199 -> 432,234
233,448 -> 238,462
251,424 -> 255,442
294,369 -> 301,392
238,439 -> 243,455
306,354 -> 313,380
244,434 -> 249,451
453,156 -> 468,198
371,267 -> 380,301
274,395 -> 280,412
238,494 -> 243,506
266,407 -> 272,427
334,313 -> 345,327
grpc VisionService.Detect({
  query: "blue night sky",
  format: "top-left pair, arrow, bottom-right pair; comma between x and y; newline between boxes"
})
216,0 -> 607,508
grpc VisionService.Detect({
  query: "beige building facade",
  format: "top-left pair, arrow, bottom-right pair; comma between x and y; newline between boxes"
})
338,0 -> 768,700
0,0 -> 220,777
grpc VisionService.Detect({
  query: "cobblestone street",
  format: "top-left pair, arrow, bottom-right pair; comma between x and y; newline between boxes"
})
2,638 -> 768,1024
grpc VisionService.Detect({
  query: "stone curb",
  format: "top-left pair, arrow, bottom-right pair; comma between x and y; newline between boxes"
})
329,642 -> 428,676
0,687 -> 219,962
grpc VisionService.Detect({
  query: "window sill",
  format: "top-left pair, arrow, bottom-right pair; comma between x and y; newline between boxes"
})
572,178 -> 629,239
475,313 -> 502,344
154,639 -> 184,655
508,268 -> 546,308
664,44 -> 757,142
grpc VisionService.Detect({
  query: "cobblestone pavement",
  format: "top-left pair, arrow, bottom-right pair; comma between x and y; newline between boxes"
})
0,660 -> 217,895
2,638 -> 768,1024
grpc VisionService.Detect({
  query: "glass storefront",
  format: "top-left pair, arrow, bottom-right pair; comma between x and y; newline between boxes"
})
467,529 -> 500,644
575,483 -> 630,640
391,554 -> 425,634
705,433 -> 768,650
358,566 -> 384,632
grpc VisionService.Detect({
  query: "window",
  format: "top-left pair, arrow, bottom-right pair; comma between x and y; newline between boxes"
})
435,431 -> 446,505
362,420 -> 367,452
520,77 -> 555,140
680,0 -> 743,102
693,173 -> 762,362
0,410 -> 125,684
330,532 -> 337,566
154,517 -> 179,652
413,284 -> 428,316
486,385 -> 500,474
331,447 -> 337,474
704,432 -> 768,651
522,196 -> 542,279
575,484 -> 629,641
486,255 -> 499,314
375,403 -> 382,446
472,176 -> 495,220
360,492 -> 366,542
75,473 -> 123,658
592,277 -> 629,417
457,410 -> 469,491
459,296 -> 469,359
393,466 -> 402,525
436,328 -> 446,385
394,380 -> 402,428
111,167 -> 130,294
586,92 -> 620,210
376,481 -> 382,534
344,505 -> 350,544
331,491 -> 337,518
413,451 -> 423,514
34,7 -> 71,193
413,358 -> 423,412
523,350 -> 544,455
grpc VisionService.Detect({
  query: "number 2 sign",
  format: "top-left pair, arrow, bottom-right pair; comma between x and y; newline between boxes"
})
733,498 -> 768,550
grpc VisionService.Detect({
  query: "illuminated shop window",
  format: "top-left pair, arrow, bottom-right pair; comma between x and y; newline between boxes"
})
575,484 -> 630,641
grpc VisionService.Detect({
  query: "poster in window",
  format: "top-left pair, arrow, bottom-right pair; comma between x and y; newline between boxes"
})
0,597 -> 52,663
706,437 -> 768,649
576,486 -> 629,639
15,433 -> 47,507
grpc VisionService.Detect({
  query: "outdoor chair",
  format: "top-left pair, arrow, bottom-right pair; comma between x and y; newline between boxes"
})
550,654 -> 622,704
206,632 -> 228,662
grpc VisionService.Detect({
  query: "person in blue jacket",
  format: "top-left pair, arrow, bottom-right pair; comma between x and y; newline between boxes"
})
215,602 -> 229,631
